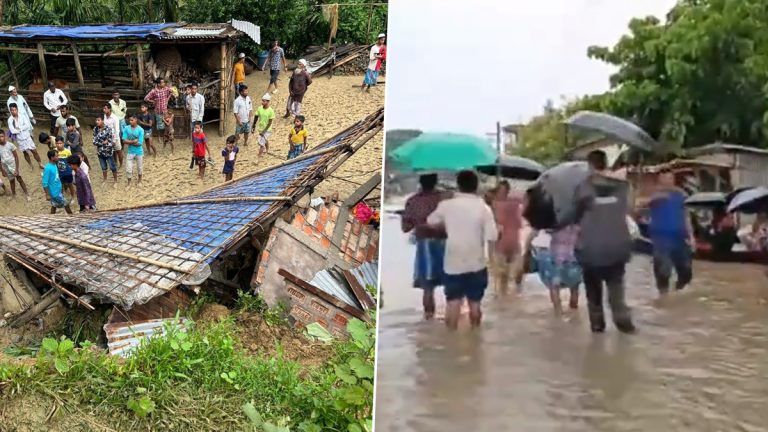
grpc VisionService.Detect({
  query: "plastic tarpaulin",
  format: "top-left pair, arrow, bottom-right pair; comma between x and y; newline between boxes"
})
0,23 -> 178,40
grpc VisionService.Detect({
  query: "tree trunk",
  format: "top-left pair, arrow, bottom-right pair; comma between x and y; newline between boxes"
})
0,0 -> 5,26
147,0 -> 153,22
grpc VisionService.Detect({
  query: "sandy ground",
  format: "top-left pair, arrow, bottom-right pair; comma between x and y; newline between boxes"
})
0,70 -> 384,217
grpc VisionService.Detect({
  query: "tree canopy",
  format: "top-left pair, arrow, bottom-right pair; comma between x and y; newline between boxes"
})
519,0 -> 768,162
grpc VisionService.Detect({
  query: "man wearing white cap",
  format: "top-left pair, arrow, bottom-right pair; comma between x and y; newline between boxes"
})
7,86 -> 35,126
233,53 -> 247,95
362,33 -> 386,92
252,93 -> 275,157
285,59 -> 312,118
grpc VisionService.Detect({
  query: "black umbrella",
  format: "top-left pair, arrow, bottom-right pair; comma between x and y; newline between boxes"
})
476,154 -> 545,180
727,187 -> 768,214
685,192 -> 726,208
564,111 -> 660,153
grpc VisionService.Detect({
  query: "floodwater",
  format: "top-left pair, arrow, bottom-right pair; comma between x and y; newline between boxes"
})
375,205 -> 768,432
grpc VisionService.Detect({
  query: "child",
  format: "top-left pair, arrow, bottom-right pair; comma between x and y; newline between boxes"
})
221,135 -> 239,182
253,93 -> 274,157
38,132 -> 55,151
426,170 -> 498,330
137,103 -> 157,156
122,114 -> 145,185
287,115 -> 307,159
191,121 -> 210,180
54,137 -> 75,198
0,130 -> 30,200
65,117 -> 89,167
93,116 -> 118,182
163,111 -> 175,153
530,226 -> 582,315
42,150 -> 72,214
67,155 -> 96,212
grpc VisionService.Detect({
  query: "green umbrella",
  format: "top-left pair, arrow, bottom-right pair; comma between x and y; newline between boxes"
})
390,132 -> 497,172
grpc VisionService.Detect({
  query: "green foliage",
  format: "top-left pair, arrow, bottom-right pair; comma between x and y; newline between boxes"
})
0,315 -> 377,431
1,0 -> 177,25
235,290 -> 289,326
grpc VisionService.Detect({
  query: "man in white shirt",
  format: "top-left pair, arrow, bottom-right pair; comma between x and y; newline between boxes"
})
427,170 -> 498,330
103,103 -> 123,168
186,82 -> 205,138
43,81 -> 68,135
109,90 -> 127,126
7,86 -> 35,126
232,85 -> 253,146
7,103 -> 43,169
362,33 -> 386,92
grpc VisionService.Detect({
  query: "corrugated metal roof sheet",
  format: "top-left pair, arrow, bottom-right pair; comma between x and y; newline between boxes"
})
0,109 -> 384,310
104,317 -> 190,357
230,19 -> 261,44
347,261 -> 378,291
310,268 -> 361,309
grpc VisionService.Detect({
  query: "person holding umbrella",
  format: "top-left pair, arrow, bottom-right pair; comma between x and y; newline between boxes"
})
573,150 -> 636,334
401,173 -> 450,320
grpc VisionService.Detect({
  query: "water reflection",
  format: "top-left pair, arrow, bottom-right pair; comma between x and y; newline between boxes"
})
375,210 -> 768,432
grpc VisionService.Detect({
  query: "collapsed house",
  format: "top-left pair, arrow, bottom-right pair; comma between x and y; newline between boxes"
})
0,21 -> 260,137
0,108 -> 383,353
294,43 -> 384,79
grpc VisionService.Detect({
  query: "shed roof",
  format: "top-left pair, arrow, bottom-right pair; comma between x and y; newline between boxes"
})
0,22 -> 242,43
0,108 -> 383,309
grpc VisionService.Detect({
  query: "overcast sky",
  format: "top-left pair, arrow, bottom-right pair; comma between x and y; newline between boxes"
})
384,0 -> 678,135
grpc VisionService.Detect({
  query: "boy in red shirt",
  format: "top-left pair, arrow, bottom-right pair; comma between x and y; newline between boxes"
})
191,121 -> 210,180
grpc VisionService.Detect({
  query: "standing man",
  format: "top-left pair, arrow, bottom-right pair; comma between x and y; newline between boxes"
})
492,180 -> 525,296
264,40 -> 287,95
7,86 -> 35,126
122,114 -> 145,186
54,105 -> 80,137
103,103 -> 123,168
109,90 -> 128,129
43,82 -> 68,136
233,85 -> 253,146
144,77 -> 173,137
186,82 -> 205,138
642,169 -> 695,295
233,53 -> 247,94
362,34 -> 386,92
0,131 -> 30,200
285,59 -> 312,118
401,173 -> 449,320
427,170 -> 498,330
7,103 -> 44,169
574,150 -> 636,334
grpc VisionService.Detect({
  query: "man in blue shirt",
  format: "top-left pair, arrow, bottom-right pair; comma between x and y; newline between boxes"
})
646,169 -> 695,294
42,149 -> 72,214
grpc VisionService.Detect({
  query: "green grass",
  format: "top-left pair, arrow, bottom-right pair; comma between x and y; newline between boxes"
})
0,313 -> 375,431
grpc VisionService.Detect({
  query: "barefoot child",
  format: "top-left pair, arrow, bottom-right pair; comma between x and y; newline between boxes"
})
42,150 -> 72,214
138,103 -> 157,156
287,115 -> 307,159
68,155 -> 96,212
426,170 -> 498,330
530,225 -> 582,315
191,121 -> 210,180
93,116 -> 118,182
0,131 -> 30,200
54,137 -> 75,198
253,94 -> 274,157
163,111 -> 175,153
65,117 -> 89,167
221,135 -> 238,182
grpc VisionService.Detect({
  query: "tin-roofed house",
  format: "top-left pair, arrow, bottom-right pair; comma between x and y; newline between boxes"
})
0,21 -> 259,137
685,143 -> 768,189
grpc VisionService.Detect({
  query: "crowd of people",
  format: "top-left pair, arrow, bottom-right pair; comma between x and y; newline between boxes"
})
401,150 -> 700,333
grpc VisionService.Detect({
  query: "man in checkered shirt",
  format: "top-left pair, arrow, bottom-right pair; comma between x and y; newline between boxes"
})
144,78 -> 174,134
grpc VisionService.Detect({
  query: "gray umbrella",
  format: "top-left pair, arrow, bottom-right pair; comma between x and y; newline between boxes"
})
565,111 -> 659,152
727,187 -> 768,214
532,161 -> 591,227
476,154 -> 545,180
685,192 -> 726,208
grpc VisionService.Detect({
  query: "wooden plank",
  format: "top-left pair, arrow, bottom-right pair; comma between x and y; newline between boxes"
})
135,44 -> 144,89
36,43 -> 47,85
4,51 -> 19,88
8,289 -> 61,328
71,43 -> 85,85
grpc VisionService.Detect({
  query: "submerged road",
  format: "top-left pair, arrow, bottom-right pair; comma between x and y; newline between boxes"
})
374,207 -> 768,432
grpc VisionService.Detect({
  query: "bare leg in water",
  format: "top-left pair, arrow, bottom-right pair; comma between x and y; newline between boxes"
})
445,299 -> 462,330
468,301 -> 482,328
423,288 -> 436,320
549,286 -> 564,316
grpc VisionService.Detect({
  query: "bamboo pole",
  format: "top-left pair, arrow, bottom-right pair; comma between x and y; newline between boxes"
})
71,43 -> 85,86
136,44 -> 145,89
36,43 -> 47,85
367,4 -> 374,36
7,253 -> 95,311
8,289 -> 61,328
0,224 -> 192,274
219,42 -> 227,137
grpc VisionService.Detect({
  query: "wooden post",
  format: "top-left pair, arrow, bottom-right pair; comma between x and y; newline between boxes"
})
219,42 -> 227,137
136,43 -> 145,90
71,43 -> 85,86
4,51 -> 19,88
36,43 -> 47,86
367,4 -> 374,37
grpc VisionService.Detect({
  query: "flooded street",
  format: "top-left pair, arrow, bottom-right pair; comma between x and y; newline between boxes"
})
375,207 -> 768,432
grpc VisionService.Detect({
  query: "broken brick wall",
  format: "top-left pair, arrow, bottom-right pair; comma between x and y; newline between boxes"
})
282,278 -> 355,338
